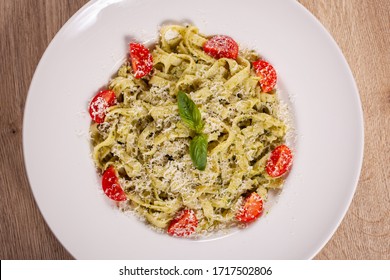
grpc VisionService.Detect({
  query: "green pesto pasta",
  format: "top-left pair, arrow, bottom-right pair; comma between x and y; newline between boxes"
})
90,25 -> 288,235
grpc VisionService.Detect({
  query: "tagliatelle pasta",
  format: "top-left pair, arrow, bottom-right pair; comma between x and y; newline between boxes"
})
89,25 -> 291,236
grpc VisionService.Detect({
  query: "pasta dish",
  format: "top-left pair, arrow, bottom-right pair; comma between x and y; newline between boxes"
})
89,25 -> 293,237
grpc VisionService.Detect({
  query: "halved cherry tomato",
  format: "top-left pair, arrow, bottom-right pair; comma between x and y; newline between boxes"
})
167,209 -> 198,237
88,90 -> 117,123
102,166 -> 127,201
236,192 -> 263,223
253,59 -> 277,93
129,43 -> 153,78
203,35 -> 239,59
266,145 -> 293,177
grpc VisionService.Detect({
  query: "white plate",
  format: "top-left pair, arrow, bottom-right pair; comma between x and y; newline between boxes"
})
23,0 -> 363,259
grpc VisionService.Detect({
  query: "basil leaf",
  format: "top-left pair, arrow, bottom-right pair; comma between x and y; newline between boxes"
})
189,134 -> 208,171
177,91 -> 208,170
177,91 -> 204,133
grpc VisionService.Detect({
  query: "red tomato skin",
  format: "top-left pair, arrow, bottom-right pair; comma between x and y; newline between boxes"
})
129,43 -> 153,78
252,59 -> 277,93
266,145 -> 293,177
203,35 -> 239,59
236,192 -> 263,223
88,90 -> 117,123
102,166 -> 127,201
167,209 -> 198,237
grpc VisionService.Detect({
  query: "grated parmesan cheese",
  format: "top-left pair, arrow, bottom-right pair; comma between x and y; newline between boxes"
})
164,29 -> 180,41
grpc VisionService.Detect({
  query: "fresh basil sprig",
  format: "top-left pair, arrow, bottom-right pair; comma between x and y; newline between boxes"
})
177,91 -> 208,170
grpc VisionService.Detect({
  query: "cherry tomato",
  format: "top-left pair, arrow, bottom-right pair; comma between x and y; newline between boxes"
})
167,209 -> 198,237
252,59 -> 277,93
266,145 -> 293,177
236,192 -> 263,223
203,35 -> 239,59
88,90 -> 117,123
102,166 -> 127,201
129,43 -> 153,78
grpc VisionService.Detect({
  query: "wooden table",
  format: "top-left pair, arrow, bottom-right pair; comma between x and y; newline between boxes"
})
1,0 -> 389,259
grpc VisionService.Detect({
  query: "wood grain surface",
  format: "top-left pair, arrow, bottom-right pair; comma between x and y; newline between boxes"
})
0,0 -> 389,259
